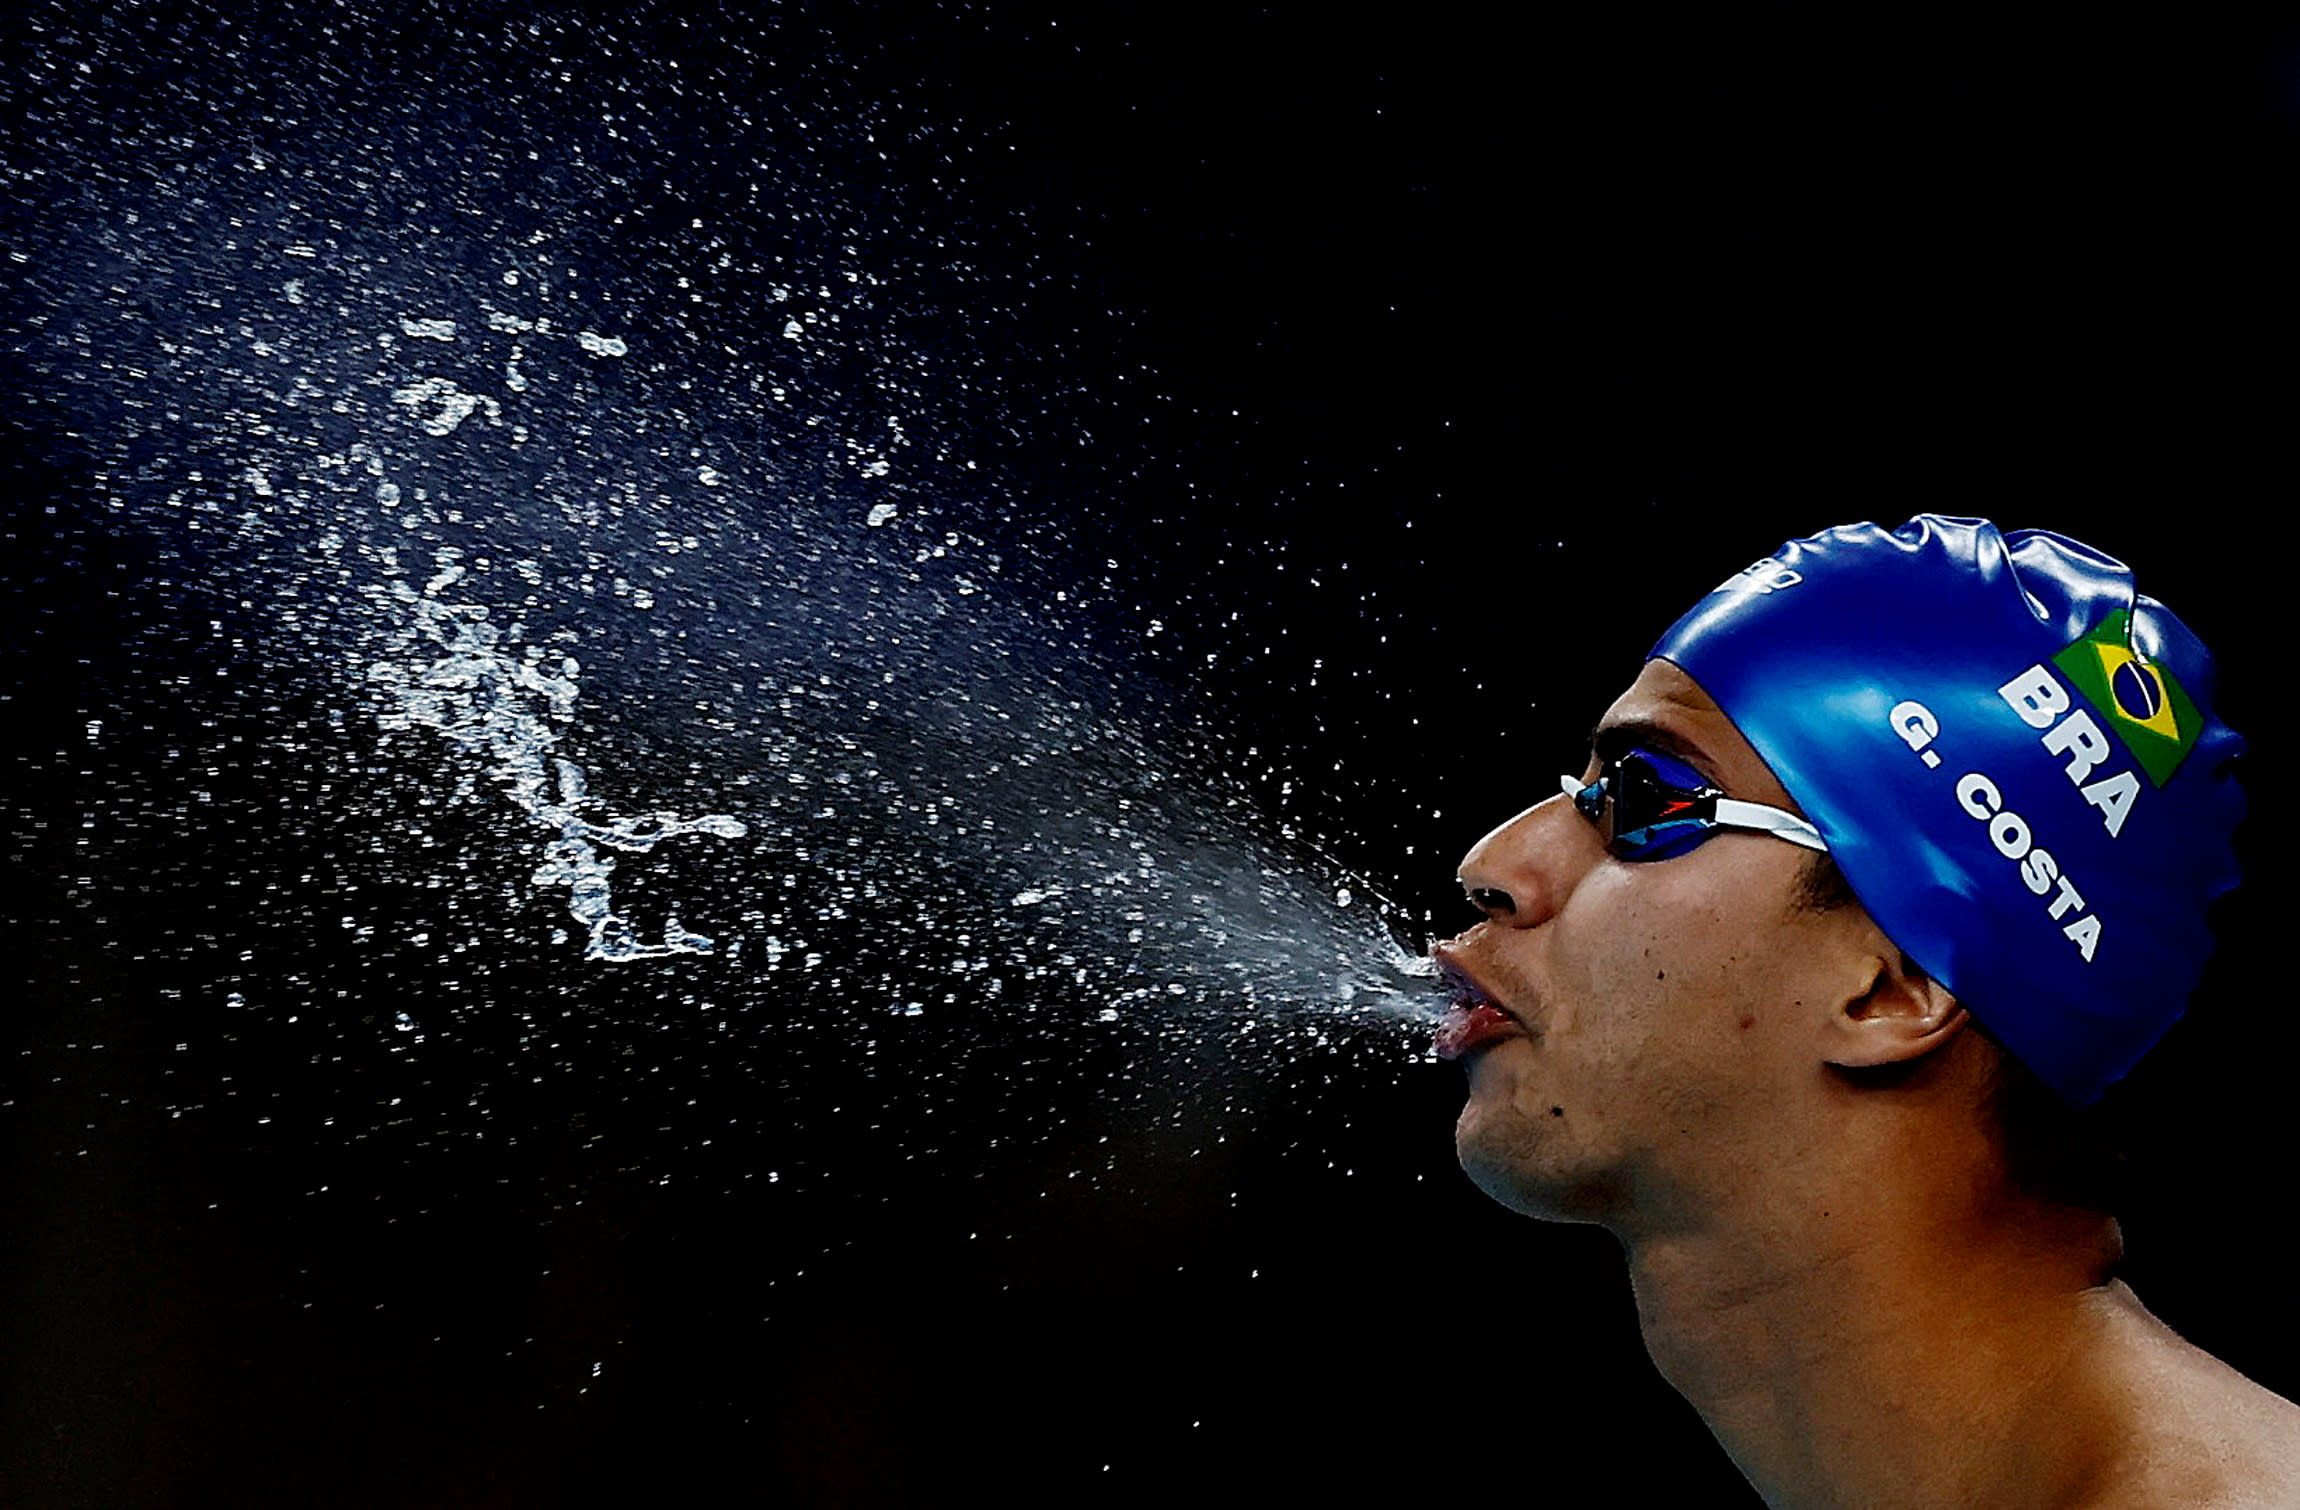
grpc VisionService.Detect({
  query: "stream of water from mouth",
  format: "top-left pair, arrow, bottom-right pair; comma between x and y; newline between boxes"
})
5,2 -> 1452,1130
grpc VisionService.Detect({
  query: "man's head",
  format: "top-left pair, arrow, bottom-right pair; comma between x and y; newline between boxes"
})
1436,517 -> 2243,1233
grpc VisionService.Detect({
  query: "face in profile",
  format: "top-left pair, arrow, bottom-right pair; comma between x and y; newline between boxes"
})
1434,659 -> 1870,1234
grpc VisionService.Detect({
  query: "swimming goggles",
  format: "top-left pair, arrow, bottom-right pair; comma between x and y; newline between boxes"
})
1562,746 -> 1829,861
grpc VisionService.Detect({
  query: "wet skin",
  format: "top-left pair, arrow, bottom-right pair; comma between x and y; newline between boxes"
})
1434,657 -> 1886,1238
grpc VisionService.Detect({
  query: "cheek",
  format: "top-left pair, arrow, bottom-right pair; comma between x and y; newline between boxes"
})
1551,872 -> 1775,1073
1547,878 -> 1682,1035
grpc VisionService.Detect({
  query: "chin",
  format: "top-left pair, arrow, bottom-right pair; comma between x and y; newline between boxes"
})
1455,1089 -> 1614,1226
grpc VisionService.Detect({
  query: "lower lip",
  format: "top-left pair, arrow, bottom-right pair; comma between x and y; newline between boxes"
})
1435,1003 -> 1524,1061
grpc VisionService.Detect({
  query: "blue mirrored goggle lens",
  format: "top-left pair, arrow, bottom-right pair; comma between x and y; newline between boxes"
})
1587,747 -> 1722,861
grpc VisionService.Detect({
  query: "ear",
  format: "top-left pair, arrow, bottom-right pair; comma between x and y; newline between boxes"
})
1822,949 -> 1969,1072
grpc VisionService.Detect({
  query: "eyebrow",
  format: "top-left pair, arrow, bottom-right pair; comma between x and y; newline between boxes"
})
1588,717 -> 1724,786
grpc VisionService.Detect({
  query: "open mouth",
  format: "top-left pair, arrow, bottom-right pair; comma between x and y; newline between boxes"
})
1431,956 -> 1528,1061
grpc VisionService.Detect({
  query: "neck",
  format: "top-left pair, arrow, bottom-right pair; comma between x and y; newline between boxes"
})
1619,1132 -> 2127,1508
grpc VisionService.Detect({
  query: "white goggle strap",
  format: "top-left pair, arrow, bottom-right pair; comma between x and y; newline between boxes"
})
1712,797 -> 1830,853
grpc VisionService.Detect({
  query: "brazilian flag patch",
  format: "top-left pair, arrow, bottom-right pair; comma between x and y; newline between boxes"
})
2051,608 -> 2202,787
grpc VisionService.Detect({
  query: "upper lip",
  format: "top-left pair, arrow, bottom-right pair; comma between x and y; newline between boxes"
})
1429,941 -> 1527,1029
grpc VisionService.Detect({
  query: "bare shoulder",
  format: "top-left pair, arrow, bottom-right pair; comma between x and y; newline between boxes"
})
2080,1293 -> 2300,1508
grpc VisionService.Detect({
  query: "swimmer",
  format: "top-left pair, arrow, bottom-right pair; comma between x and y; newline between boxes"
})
1434,518 -> 2300,1506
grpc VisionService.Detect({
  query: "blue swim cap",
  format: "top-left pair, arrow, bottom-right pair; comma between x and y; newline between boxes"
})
1650,516 -> 2244,1105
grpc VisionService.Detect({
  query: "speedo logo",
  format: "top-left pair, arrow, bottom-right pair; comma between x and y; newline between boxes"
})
2047,608 -> 2202,788
1724,555 -> 1804,595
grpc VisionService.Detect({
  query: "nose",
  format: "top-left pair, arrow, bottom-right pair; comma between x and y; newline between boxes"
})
1454,789 -> 1595,929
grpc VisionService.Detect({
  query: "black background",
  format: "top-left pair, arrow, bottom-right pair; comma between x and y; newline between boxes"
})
7,4 -> 2300,1505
